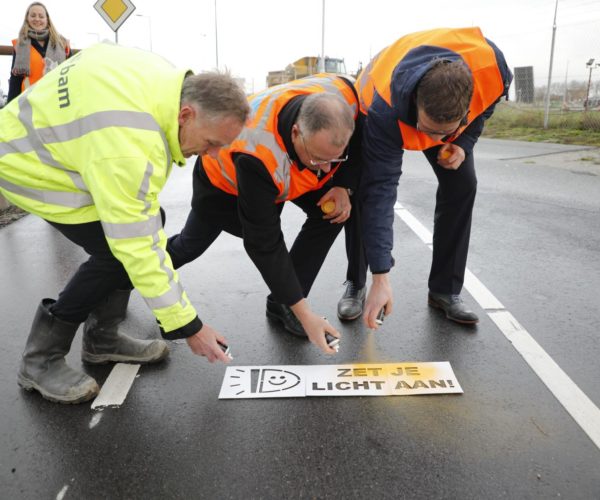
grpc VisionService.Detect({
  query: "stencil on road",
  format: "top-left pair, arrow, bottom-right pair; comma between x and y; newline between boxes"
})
219,362 -> 462,399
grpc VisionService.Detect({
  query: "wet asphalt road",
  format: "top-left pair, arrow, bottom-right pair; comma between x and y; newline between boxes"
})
1,138 -> 599,499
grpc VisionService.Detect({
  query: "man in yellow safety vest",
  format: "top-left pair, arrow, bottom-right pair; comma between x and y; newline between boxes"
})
0,43 -> 249,404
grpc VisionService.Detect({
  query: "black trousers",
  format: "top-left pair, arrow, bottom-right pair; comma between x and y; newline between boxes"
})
44,209 -> 166,323
45,220 -> 132,323
168,187 -> 345,299
346,146 -> 477,295
342,197 -> 367,289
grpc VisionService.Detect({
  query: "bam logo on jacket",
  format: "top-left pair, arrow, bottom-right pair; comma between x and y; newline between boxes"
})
57,52 -> 82,109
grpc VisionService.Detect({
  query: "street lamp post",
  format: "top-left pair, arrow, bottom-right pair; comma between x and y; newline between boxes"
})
543,0 -> 558,129
135,14 -> 153,52
318,0 -> 326,73
584,58 -> 599,111
214,0 -> 219,69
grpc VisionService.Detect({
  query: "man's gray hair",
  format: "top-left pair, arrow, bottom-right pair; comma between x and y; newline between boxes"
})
297,93 -> 355,147
180,72 -> 250,123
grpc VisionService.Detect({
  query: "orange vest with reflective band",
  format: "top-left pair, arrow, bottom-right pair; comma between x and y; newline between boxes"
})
356,27 -> 504,151
203,74 -> 358,202
12,38 -> 69,92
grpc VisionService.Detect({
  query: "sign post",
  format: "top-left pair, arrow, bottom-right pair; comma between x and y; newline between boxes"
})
93,0 -> 136,43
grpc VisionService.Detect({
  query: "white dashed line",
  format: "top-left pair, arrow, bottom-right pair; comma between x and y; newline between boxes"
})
394,201 -> 600,450
88,412 -> 103,429
56,485 -> 69,500
91,363 -> 140,409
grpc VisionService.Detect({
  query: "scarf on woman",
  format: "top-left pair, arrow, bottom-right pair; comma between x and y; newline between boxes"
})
13,29 -> 67,76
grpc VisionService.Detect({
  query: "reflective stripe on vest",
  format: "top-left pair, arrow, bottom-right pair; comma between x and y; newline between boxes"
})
144,279 -> 186,310
204,74 -> 358,202
0,176 -> 92,207
0,96 -> 168,210
102,212 -> 162,239
356,27 -> 504,151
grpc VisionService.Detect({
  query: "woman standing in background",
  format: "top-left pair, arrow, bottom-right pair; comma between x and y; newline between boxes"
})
8,2 -> 70,103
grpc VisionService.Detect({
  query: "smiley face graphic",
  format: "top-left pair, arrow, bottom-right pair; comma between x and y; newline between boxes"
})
259,369 -> 301,393
226,368 -> 302,395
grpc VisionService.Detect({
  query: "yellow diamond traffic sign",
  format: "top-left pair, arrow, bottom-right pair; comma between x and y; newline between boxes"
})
94,0 -> 136,32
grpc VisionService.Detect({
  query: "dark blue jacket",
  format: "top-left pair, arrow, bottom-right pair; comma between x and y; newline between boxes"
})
360,38 -> 512,273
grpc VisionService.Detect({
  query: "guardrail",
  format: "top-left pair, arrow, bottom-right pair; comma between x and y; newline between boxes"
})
1,44 -> 79,55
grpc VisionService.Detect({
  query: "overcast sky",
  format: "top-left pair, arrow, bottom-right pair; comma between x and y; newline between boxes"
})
1,0 -> 599,95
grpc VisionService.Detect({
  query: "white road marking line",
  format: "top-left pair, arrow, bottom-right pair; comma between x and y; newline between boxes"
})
393,202 -> 433,245
464,269 -> 505,310
488,311 -> 600,448
56,485 -> 69,500
394,202 -> 600,450
91,363 -> 140,409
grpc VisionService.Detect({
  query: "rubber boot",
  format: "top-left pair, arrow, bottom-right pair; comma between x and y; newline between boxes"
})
82,289 -> 169,364
18,299 -> 100,404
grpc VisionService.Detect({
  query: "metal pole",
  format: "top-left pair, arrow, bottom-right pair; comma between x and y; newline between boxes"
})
214,0 -> 219,69
584,65 -> 593,111
318,0 -> 325,72
147,16 -> 153,52
562,61 -> 568,109
135,15 -> 153,52
543,0 -> 558,129
115,29 -> 119,44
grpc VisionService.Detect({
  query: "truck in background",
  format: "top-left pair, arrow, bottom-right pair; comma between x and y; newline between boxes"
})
266,56 -> 347,87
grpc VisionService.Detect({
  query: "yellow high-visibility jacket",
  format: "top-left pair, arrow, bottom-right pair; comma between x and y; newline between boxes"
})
0,43 -> 198,338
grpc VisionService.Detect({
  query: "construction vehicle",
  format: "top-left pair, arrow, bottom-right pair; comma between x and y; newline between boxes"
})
266,56 -> 347,87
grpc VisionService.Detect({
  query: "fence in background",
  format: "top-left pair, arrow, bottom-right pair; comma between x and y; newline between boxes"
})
509,4 -> 600,131
513,66 -> 600,132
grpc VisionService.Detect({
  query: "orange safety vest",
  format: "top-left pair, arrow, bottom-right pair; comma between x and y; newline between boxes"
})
203,74 -> 359,202
12,38 -> 69,91
356,27 -> 504,151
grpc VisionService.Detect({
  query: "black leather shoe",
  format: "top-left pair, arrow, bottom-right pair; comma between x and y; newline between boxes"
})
428,292 -> 479,325
337,281 -> 366,321
266,297 -> 307,337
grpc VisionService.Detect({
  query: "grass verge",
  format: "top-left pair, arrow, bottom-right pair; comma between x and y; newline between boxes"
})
483,102 -> 600,146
